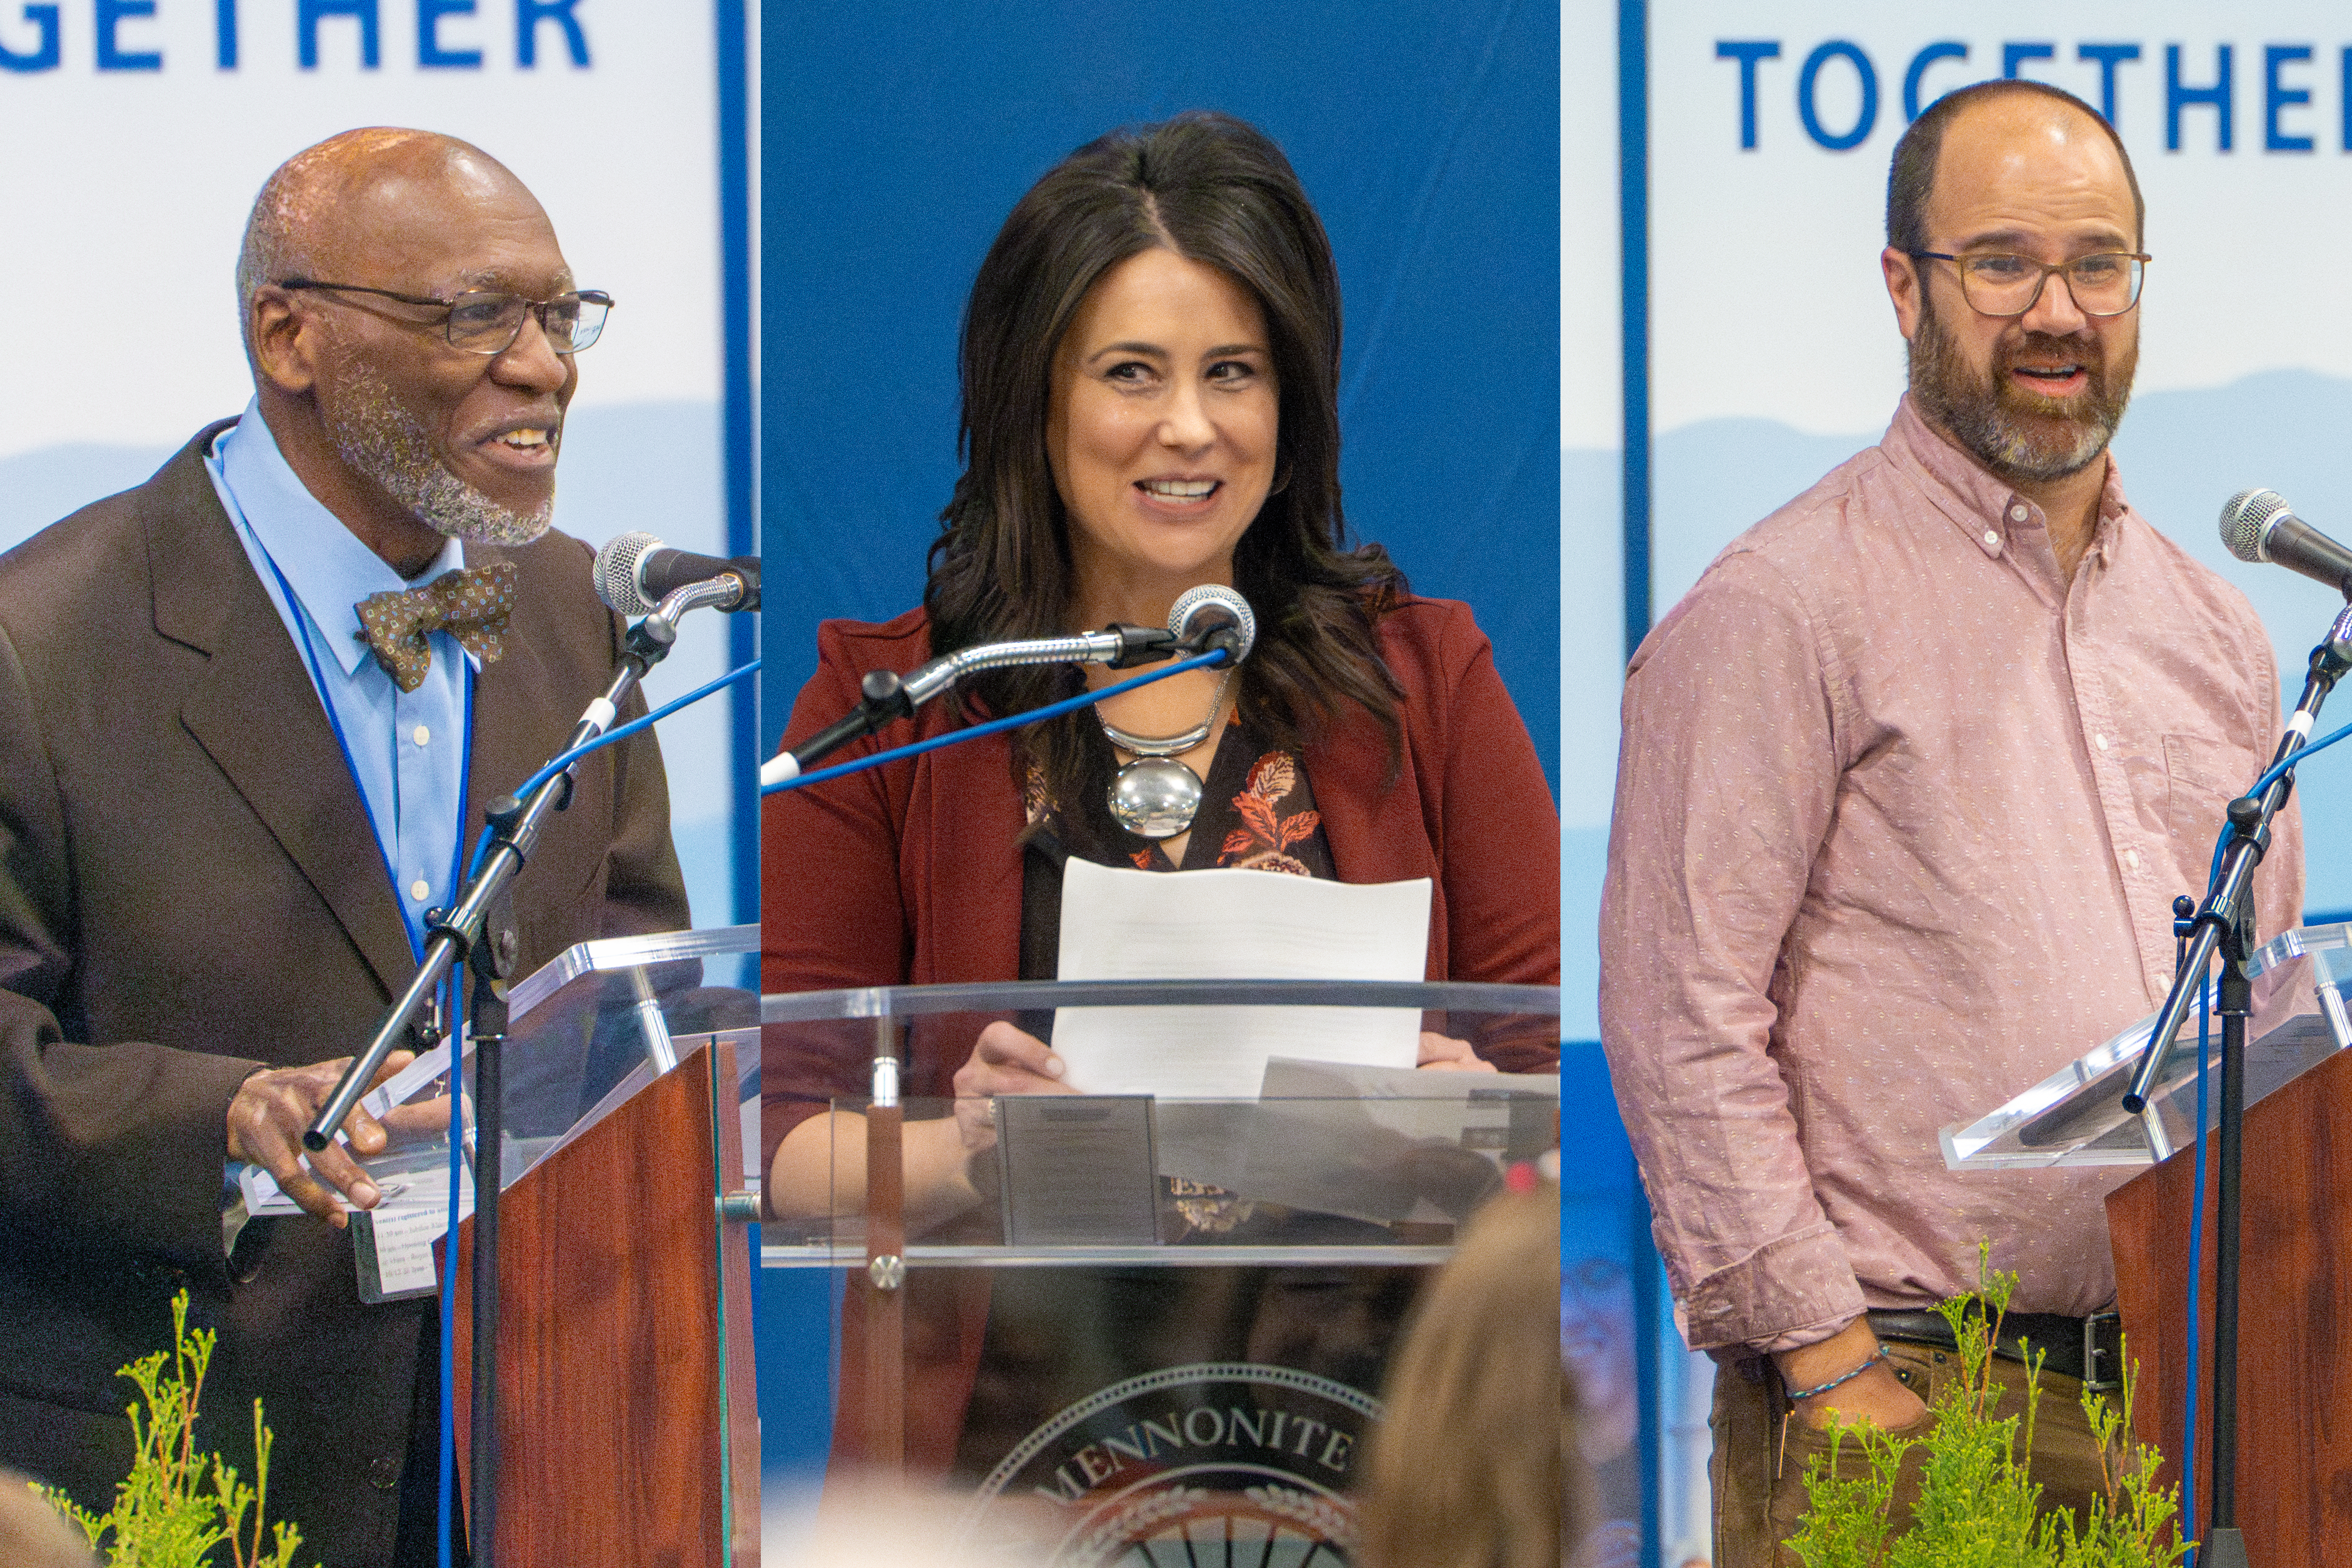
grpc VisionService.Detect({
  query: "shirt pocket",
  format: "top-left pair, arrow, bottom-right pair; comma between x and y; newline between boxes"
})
2162,732 -> 2248,864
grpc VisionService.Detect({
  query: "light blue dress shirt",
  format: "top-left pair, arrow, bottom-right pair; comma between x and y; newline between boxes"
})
204,400 -> 474,959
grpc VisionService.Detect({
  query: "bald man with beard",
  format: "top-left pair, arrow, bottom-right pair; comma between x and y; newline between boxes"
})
0,130 -> 686,1565
1601,81 -> 2300,1561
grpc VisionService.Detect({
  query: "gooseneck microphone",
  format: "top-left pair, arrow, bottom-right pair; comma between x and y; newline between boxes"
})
759,584 -> 1255,789
594,530 -> 760,616
2220,489 -> 2352,598
1168,583 -> 1257,662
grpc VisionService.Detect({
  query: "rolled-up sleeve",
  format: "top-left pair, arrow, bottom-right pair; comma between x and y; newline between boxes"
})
1598,550 -> 1864,1354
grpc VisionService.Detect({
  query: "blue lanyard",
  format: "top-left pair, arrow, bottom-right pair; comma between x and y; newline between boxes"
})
258,547 -> 474,965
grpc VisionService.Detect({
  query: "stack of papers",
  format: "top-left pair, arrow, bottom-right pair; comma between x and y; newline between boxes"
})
235,1039 -> 462,1217
1052,860 -> 1433,1098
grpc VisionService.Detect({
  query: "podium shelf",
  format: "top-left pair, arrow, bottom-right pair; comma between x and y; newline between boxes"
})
762,976 -> 1561,1021
759,1241 -> 1459,1268
761,980 -> 1563,1269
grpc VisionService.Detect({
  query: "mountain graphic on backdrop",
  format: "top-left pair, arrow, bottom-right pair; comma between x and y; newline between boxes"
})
1558,369 -> 2352,1038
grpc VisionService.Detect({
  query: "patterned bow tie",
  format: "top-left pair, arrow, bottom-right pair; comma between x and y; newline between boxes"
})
353,561 -> 518,693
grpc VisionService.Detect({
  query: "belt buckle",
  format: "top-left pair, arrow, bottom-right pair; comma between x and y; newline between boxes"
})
2083,1310 -> 2123,1394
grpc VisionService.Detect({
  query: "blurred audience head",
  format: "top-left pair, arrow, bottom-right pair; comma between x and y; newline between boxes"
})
773,1472 -> 1067,1568
1354,1180 -> 1579,1568
0,1473 -> 97,1568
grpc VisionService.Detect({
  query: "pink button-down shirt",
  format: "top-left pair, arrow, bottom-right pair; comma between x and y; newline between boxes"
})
1600,397 -> 2303,1355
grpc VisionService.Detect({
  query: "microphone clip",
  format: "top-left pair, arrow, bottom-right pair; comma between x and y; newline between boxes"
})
848,668 -> 917,729
624,615 -> 677,661
1174,627 -> 1244,664
1100,622 -> 1182,668
2316,603 -> 2352,688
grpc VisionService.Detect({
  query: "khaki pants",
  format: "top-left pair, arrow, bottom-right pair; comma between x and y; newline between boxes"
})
1709,1338 -> 2116,1568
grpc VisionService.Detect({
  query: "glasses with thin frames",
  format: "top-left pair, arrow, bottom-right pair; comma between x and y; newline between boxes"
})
276,279 -> 614,354
1906,251 -> 2150,318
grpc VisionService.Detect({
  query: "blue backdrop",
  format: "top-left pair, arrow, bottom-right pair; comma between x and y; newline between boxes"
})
757,0 -> 1562,781
756,0 -> 1563,1505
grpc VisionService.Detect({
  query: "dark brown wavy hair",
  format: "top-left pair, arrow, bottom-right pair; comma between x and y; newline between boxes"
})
924,111 -> 1404,850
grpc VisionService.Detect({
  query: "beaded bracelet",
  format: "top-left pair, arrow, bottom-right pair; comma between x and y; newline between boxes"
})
1783,1347 -> 1885,1403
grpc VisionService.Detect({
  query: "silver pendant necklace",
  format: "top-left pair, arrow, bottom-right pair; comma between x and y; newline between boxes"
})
1103,667 -> 1238,840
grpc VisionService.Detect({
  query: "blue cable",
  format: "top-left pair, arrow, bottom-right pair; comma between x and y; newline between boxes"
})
438,965 -> 460,1568
439,653 -> 755,1568
2182,976 -> 2210,1567
2206,717 -> 2352,888
466,659 -> 761,880
761,650 -> 1230,796
2250,717 -> 2352,800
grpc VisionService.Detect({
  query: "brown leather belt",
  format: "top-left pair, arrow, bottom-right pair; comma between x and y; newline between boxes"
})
1867,1308 -> 2123,1392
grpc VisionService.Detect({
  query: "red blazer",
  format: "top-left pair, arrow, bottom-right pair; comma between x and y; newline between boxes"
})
764,594 -> 1560,1139
759,593 -> 1560,1471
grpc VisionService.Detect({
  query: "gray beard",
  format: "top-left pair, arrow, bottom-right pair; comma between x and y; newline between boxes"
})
323,365 -> 554,548
1907,291 -> 2133,486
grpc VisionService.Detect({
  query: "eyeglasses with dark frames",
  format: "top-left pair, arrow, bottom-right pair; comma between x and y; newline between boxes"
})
276,279 -> 613,355
1906,251 -> 2150,319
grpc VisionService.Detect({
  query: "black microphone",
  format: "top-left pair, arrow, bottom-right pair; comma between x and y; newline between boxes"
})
594,531 -> 760,616
2220,489 -> 2352,598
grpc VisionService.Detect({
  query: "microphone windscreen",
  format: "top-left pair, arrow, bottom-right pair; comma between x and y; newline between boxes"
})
1168,584 -> 1257,662
2219,489 -> 2292,563
594,531 -> 662,615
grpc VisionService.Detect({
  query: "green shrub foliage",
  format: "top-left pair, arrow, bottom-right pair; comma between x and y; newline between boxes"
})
30,1290 -> 314,1568
1788,1245 -> 2188,1568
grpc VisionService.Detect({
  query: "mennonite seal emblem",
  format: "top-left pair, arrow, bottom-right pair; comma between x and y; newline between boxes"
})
957,1362 -> 1380,1565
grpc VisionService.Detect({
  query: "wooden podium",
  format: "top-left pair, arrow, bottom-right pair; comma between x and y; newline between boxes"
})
441,930 -> 762,1566
1942,925 -> 2352,1562
2107,1041 -> 2352,1563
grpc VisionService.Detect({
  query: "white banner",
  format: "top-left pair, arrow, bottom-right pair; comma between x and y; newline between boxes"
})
1647,4 -> 2352,909
0,0 -> 742,921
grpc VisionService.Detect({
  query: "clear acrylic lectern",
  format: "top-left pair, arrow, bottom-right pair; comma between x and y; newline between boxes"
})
759,978 -> 1562,1566
1941,921 -> 2352,1170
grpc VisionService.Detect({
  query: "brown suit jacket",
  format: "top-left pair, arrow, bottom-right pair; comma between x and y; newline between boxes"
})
0,427 -> 688,1564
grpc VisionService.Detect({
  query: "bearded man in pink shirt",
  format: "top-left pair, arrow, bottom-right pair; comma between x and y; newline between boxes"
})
1600,78 -> 2302,1564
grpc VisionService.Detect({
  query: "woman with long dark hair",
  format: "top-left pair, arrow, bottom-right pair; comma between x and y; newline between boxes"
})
761,111 -> 1560,1471
926,109 -> 1407,829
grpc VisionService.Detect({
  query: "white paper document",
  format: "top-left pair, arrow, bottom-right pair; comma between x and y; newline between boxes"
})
349,1162 -> 475,1301
1239,1057 -> 1561,1222
1052,860 -> 1432,1098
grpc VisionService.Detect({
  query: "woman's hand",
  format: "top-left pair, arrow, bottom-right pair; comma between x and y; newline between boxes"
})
952,1020 -> 1077,1154
1415,1031 -> 1497,1072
